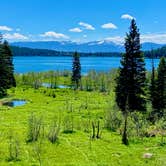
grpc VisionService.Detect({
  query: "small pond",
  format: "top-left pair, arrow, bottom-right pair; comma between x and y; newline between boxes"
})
3,100 -> 27,107
58,85 -> 70,89
42,83 -> 70,89
42,83 -> 52,88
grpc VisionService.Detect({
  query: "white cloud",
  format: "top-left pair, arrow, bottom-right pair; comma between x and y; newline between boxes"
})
40,31 -> 69,39
141,33 -> 166,44
121,14 -> 135,20
79,22 -> 95,30
101,23 -> 117,29
4,33 -> 28,40
69,27 -> 82,33
0,26 -> 13,31
102,33 -> 166,45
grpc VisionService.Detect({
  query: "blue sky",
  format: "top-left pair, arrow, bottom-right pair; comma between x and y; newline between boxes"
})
0,0 -> 166,43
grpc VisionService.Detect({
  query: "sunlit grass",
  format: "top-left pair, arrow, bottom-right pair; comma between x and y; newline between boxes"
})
0,87 -> 165,165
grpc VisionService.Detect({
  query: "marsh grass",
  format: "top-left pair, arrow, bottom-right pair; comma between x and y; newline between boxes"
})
7,131 -> 20,162
48,119 -> 60,143
27,113 -> 43,142
0,71 -> 165,165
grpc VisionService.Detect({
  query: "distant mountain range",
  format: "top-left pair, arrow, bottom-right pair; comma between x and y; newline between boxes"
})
11,41 -> 165,53
11,45 -> 166,58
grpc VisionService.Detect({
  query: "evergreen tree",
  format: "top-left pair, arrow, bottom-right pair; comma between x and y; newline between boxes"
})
115,19 -> 146,145
0,35 -> 16,98
0,33 -> 6,97
2,40 -> 16,88
149,51 -> 158,123
155,57 -> 166,117
71,52 -> 81,89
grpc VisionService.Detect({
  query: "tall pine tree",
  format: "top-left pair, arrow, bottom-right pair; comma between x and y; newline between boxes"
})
2,40 -> 16,88
155,57 -> 166,117
0,33 -> 6,97
0,35 -> 16,98
149,51 -> 159,123
71,52 -> 81,90
115,19 -> 146,145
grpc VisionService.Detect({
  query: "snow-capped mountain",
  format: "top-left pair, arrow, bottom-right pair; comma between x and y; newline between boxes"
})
11,40 -> 165,53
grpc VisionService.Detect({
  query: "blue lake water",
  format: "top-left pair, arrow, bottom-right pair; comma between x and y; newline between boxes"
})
3,100 -> 27,107
14,56 -> 160,74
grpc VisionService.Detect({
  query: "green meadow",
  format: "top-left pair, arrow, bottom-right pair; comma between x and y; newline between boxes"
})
0,71 -> 165,166
0,1 -> 166,165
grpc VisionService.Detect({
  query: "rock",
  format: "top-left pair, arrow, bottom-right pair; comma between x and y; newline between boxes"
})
143,153 -> 153,159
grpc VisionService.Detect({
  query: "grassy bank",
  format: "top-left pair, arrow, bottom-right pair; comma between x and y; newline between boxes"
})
0,86 -> 165,165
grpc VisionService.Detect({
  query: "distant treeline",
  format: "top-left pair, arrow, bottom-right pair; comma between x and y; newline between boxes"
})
144,46 -> 166,58
11,45 -> 166,58
11,46 -> 121,57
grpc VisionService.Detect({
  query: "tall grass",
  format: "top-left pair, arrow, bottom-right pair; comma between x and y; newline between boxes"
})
27,113 -> 43,142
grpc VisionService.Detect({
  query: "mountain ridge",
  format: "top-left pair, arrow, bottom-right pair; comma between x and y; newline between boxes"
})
11,41 -> 165,53
10,45 -> 166,58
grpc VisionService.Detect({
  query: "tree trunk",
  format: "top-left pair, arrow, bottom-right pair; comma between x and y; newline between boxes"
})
122,111 -> 129,145
96,120 -> 100,139
92,122 -> 95,139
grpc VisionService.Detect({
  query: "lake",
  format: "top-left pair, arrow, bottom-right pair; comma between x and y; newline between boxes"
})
14,56 -> 160,74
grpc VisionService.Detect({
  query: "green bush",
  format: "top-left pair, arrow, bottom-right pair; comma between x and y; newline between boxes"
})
48,120 -> 60,143
27,114 -> 43,142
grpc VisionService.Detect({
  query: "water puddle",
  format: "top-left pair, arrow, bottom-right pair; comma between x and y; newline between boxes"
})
58,85 -> 70,89
3,100 -> 27,107
42,83 -> 70,89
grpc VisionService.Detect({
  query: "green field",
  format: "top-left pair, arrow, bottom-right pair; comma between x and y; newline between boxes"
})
0,84 -> 165,166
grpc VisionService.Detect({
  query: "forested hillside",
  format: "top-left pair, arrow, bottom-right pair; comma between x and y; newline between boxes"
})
11,46 -> 121,57
11,45 -> 166,58
144,46 -> 166,58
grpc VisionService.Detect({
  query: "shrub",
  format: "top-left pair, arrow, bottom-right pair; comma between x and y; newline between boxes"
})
105,104 -> 122,132
48,121 -> 60,143
156,118 -> 166,145
7,132 -> 20,161
63,115 -> 74,134
27,114 -> 43,142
